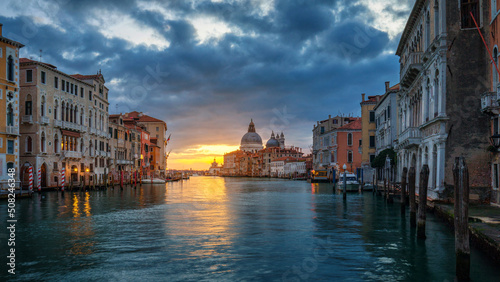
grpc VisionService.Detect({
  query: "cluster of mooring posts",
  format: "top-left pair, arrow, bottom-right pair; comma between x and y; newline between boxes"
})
29,171 -> 147,197
342,157 -> 470,281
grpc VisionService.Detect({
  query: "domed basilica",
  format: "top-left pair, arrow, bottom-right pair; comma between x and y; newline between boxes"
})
240,119 -> 264,152
240,120 -> 286,152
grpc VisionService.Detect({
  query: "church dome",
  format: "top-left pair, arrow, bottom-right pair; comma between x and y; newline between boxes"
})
266,138 -> 280,148
241,132 -> 263,145
240,119 -> 263,152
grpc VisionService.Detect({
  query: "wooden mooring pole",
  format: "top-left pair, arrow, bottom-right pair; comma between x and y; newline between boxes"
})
408,166 -> 416,228
401,167 -> 408,215
417,165 -> 429,240
453,157 -> 470,281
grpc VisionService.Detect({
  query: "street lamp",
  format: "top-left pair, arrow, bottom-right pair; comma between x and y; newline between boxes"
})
342,163 -> 347,199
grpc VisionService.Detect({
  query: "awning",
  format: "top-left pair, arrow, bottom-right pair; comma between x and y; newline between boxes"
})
61,129 -> 81,138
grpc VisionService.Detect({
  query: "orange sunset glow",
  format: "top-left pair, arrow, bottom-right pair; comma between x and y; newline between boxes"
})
168,144 -> 239,170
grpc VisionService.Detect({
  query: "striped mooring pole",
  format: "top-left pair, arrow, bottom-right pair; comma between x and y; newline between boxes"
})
61,167 -> 66,191
28,166 -> 33,193
37,167 -> 41,192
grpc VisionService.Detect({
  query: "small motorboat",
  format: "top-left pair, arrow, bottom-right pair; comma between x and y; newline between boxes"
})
336,173 -> 360,192
142,178 -> 166,184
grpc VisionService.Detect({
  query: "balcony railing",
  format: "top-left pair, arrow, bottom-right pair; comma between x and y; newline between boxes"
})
64,151 -> 82,159
6,126 -> 19,135
61,121 -> 82,132
398,127 -> 421,149
40,116 -> 50,125
400,52 -> 423,88
481,92 -> 499,115
54,120 -> 62,128
90,128 -> 97,135
22,115 -> 33,124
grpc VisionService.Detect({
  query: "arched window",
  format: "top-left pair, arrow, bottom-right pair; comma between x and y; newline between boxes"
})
494,47 -> 499,89
89,110 -> 92,128
434,70 -> 440,117
74,107 -> 78,124
42,96 -> 47,116
61,102 -> 65,121
7,103 -> 14,126
41,132 -> 46,153
54,100 -> 58,120
434,0 -> 440,37
493,0 -> 498,19
25,94 -> 32,115
54,135 -> 59,153
347,151 -> 353,163
7,55 -> 14,81
26,136 -> 32,153
80,139 -> 84,152
347,133 -> 353,146
65,103 -> 69,121
70,105 -> 73,123
80,108 -> 84,125
425,12 -> 430,49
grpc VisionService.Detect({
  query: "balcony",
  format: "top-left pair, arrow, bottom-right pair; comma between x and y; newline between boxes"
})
106,152 -> 111,158
481,92 -> 499,115
6,126 -> 19,135
398,127 -> 421,149
64,151 -> 82,159
90,128 -> 97,135
54,120 -> 62,128
40,116 -> 50,125
400,52 -> 423,88
118,139 -> 124,146
22,115 -> 33,124
62,121 -> 82,132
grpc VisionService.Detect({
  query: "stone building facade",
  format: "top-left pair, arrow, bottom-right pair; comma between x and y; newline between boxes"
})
19,58 -> 110,188
374,82 -> 400,156
312,115 -> 357,170
0,24 -> 23,188
124,111 -> 168,177
360,95 -> 380,168
396,0 -> 490,200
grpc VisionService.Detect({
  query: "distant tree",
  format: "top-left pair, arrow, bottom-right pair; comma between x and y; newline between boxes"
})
371,148 -> 397,168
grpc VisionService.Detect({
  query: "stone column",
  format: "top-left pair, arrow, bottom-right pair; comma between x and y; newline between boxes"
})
436,141 -> 446,192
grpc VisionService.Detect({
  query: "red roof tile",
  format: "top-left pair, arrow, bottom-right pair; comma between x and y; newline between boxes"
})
71,74 -> 103,80
337,118 -> 362,130
125,111 -> 166,123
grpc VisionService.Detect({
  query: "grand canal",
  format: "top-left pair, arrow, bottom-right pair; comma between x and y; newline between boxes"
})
1,176 -> 499,281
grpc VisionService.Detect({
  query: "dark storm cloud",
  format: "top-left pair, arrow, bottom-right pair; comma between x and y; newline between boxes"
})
0,0 -> 412,164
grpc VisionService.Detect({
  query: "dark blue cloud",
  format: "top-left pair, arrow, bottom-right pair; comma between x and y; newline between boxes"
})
0,0 -> 411,161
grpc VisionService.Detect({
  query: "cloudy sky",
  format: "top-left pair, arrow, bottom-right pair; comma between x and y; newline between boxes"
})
1,0 -> 414,170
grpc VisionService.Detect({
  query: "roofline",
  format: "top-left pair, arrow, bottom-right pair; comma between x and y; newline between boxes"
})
373,87 -> 399,111
20,60 -> 94,87
396,0 -> 426,56
0,36 -> 24,48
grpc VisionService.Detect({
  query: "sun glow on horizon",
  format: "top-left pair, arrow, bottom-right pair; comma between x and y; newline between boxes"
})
168,144 -> 239,170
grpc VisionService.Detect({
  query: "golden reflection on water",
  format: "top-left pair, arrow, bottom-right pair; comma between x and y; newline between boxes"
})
165,177 -> 233,258
68,192 -> 95,256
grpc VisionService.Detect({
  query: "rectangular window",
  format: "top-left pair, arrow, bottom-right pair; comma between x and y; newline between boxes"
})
320,127 -> 324,134
387,106 -> 391,119
369,136 -> 376,148
494,164 -> 499,188
461,0 -> 480,29
89,91 -> 92,101
66,81 -> 69,92
26,70 -> 33,82
54,77 -> 58,89
494,117 -> 499,135
333,120 -> 338,124
369,111 -> 375,122
347,151 -> 353,163
81,87 -> 84,98
369,154 -> 376,163
54,162 -> 58,170
41,71 -> 46,84
25,101 -> 32,115
62,79 -> 65,91
70,83 -> 74,94
7,140 -> 14,154
156,127 -> 159,131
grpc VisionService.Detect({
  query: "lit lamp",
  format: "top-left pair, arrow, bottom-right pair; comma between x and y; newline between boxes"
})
490,134 -> 500,148
74,167 -> 78,172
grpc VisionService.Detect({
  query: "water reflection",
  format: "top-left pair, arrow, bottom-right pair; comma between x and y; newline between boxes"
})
1,177 -> 499,281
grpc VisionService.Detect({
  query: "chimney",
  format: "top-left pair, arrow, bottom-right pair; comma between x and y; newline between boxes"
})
0,24 -> 3,37
376,96 -> 381,102
329,115 -> 331,119
385,81 -> 390,92
361,93 -> 365,102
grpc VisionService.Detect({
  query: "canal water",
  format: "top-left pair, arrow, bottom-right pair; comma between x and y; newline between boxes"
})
1,176 -> 499,281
